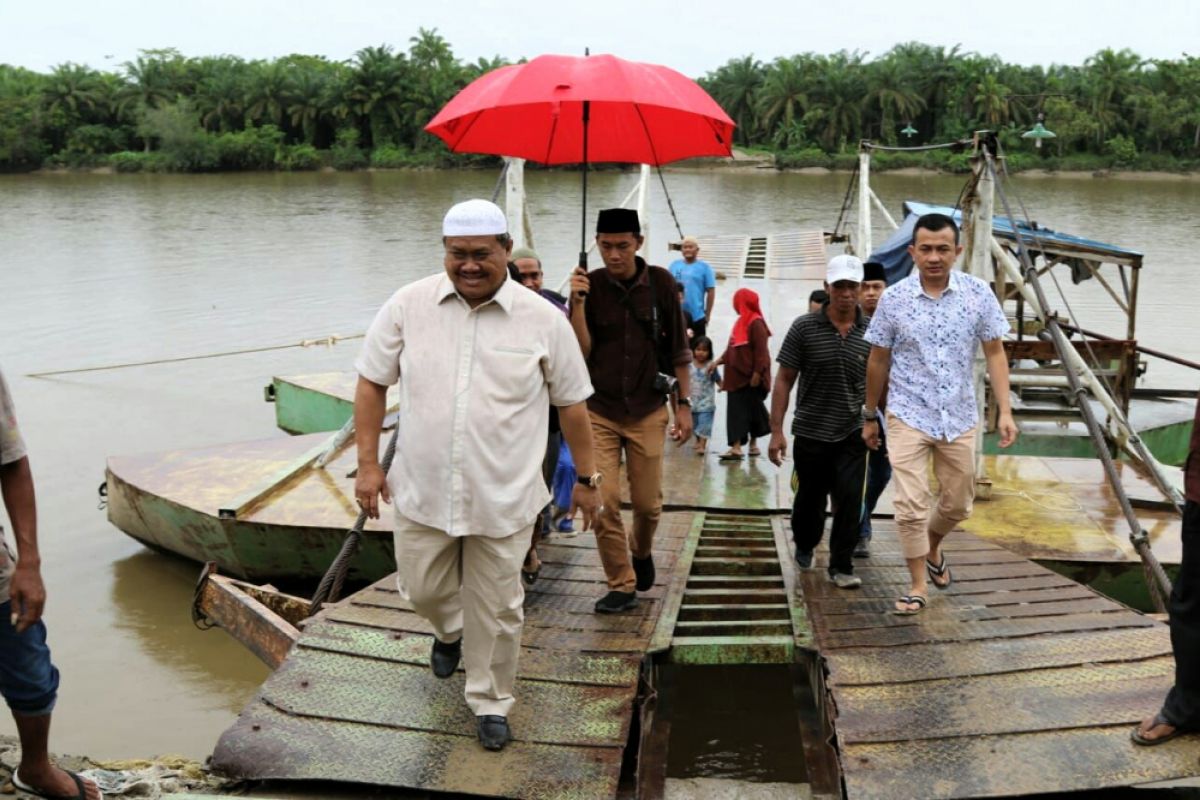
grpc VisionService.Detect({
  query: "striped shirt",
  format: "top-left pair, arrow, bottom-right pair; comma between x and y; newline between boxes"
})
776,306 -> 871,442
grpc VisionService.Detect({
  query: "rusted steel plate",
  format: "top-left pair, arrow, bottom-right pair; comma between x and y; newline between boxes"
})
798,568 -> 1074,600
840,725 -> 1200,800
261,649 -> 630,747
819,610 -> 1153,648
835,657 -> 1175,742
196,571 -> 298,668
515,576 -> 668,600
824,626 -> 1174,686
213,701 -> 622,800
347,592 -> 655,635
324,604 -> 653,652
298,622 -> 640,687
815,596 -> 1120,632
807,584 -> 1098,614
847,561 -> 1054,582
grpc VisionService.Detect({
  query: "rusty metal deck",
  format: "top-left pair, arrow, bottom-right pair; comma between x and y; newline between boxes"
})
210,512 -> 698,799
796,522 -> 1199,799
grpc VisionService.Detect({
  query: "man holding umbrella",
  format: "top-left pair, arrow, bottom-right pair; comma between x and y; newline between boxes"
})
570,208 -> 693,613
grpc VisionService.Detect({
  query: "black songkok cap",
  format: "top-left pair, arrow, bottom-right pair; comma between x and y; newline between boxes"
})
862,261 -> 887,283
596,208 -> 641,235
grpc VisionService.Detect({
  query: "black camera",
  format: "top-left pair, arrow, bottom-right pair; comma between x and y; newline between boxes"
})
653,372 -> 679,395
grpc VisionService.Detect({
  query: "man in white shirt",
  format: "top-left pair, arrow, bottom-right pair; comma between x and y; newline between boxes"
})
353,199 -> 600,752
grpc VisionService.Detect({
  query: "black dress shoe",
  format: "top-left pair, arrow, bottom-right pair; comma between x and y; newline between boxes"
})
632,555 -> 656,591
476,715 -> 511,751
430,637 -> 461,678
594,590 -> 638,614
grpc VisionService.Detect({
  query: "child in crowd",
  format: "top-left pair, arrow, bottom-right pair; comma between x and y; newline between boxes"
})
689,336 -> 720,455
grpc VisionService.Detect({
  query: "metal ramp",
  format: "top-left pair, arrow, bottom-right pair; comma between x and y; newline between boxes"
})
798,522 -> 1200,799
669,513 -> 796,664
210,513 -> 698,800
691,230 -> 826,280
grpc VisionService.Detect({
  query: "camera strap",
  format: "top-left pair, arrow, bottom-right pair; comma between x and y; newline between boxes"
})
618,265 -> 671,374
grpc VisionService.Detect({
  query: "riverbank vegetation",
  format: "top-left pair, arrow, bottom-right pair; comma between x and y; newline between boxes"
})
1,34 -> 1197,174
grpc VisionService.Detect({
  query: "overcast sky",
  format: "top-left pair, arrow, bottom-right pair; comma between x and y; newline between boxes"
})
2,0 -> 1197,76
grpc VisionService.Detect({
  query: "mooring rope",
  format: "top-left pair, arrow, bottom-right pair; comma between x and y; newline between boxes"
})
308,425 -> 400,616
26,333 -> 364,378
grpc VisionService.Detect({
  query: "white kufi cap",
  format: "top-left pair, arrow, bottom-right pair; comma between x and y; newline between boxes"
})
443,199 -> 508,237
827,254 -> 864,284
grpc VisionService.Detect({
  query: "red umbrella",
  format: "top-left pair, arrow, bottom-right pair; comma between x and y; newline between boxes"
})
426,53 -> 735,266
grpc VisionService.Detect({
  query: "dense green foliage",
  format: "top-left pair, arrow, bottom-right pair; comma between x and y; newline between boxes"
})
0,30 -> 505,172
1,35 -> 1198,173
701,44 -> 1200,171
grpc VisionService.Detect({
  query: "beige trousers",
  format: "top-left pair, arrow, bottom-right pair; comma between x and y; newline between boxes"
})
886,414 -> 978,560
393,512 -> 532,717
590,405 -> 669,592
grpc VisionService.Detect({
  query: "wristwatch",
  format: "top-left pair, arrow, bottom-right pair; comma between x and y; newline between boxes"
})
861,405 -> 878,422
577,472 -> 604,489
677,397 -> 691,407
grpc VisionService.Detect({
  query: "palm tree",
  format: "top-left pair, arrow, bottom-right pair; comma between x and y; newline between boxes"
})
806,53 -> 865,151
286,65 -> 331,145
119,50 -> 182,148
1085,48 -> 1143,144
702,56 -> 763,146
193,57 -> 247,133
756,57 -> 809,139
862,57 -> 924,143
42,63 -> 104,120
243,60 -> 293,130
346,45 -> 411,148
973,73 -> 1011,127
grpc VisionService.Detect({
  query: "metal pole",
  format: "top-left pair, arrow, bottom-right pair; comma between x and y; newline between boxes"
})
636,164 -> 651,258
504,157 -> 526,249
579,100 -> 590,270
857,147 -> 872,258
966,139 -> 997,494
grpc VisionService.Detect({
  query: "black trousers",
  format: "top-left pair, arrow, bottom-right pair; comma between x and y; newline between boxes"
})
691,317 -> 707,338
727,387 -> 771,447
1163,500 -> 1200,728
791,433 -> 866,576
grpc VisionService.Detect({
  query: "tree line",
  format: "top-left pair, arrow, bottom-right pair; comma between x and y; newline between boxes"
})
1,34 -> 1198,173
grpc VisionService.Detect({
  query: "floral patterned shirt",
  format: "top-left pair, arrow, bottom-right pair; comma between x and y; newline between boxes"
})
689,363 -> 720,413
864,271 -> 1009,441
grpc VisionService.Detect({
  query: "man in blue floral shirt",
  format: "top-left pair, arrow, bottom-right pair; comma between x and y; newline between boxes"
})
862,214 -> 1017,615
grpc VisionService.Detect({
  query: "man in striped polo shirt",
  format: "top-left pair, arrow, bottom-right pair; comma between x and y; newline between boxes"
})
768,255 -> 871,588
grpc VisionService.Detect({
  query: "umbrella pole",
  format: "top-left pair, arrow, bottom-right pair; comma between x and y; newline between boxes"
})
578,100 -> 590,270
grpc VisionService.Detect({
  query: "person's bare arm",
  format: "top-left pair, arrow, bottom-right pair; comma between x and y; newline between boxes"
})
353,376 -> 390,518
672,363 -> 693,444
862,346 -> 891,450
768,366 -> 799,465
982,338 -> 1018,447
0,457 -> 43,632
557,401 -> 600,530
704,287 -> 715,322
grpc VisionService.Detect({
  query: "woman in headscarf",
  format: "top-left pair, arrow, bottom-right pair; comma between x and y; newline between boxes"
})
709,288 -> 772,461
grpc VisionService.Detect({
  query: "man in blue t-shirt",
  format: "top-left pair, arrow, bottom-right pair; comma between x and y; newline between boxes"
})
668,236 -> 716,338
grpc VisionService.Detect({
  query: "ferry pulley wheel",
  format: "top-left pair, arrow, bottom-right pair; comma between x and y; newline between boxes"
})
425,52 -> 735,268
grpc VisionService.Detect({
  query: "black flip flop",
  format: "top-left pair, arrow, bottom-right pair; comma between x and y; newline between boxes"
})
926,554 -> 952,589
892,594 -> 927,616
1131,713 -> 1187,746
12,769 -> 98,800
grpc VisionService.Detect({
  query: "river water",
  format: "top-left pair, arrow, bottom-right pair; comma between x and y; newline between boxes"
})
0,168 -> 1196,761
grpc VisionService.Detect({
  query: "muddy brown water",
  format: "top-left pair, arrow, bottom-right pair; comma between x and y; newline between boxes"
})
0,168 -> 1196,769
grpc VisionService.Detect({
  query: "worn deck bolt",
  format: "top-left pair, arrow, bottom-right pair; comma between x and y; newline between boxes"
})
300,680 -> 309,687
251,724 -> 261,732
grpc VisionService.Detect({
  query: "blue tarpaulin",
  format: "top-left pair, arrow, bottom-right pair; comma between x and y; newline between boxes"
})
867,200 -> 1143,285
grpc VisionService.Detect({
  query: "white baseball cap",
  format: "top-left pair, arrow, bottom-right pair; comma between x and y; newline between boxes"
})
443,199 -> 507,237
826,254 -> 864,284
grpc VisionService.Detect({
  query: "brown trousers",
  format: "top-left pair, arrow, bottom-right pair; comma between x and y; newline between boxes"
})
590,405 -> 669,592
886,413 -> 978,560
